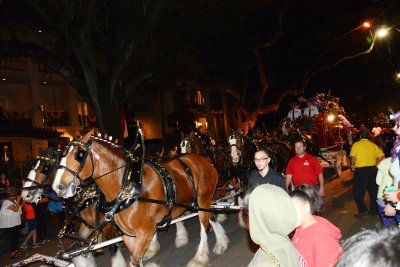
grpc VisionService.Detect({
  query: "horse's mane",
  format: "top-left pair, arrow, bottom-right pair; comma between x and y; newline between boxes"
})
90,133 -> 130,159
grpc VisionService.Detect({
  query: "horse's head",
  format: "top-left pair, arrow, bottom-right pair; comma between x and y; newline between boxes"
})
180,137 -> 193,154
52,130 -> 95,198
228,130 -> 243,164
21,148 -> 60,203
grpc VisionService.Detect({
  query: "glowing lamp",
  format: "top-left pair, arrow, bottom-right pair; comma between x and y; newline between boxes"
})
376,27 -> 389,38
363,22 -> 371,28
327,114 -> 335,122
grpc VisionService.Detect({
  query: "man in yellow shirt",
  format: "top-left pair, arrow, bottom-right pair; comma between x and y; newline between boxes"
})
350,130 -> 384,218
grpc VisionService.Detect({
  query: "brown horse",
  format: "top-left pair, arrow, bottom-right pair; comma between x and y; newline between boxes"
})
52,130 -> 228,267
21,147 -> 126,267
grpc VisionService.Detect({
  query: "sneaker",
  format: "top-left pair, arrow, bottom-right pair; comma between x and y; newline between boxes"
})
19,244 -> 28,250
39,238 -> 50,244
32,243 -> 41,248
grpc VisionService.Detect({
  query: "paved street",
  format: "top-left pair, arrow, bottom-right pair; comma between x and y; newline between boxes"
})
2,169 -> 381,267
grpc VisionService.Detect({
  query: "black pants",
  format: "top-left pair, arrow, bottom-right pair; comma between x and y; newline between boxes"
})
7,225 -> 20,252
34,203 -> 48,240
353,166 -> 378,214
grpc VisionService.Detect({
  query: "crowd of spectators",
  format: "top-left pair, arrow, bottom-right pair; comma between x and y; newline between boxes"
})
246,108 -> 400,266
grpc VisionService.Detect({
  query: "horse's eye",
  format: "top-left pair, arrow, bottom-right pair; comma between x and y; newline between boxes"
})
42,164 -> 50,174
62,148 -> 68,157
74,148 -> 85,162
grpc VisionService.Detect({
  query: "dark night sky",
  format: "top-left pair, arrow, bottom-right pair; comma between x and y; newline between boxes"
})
163,0 -> 400,124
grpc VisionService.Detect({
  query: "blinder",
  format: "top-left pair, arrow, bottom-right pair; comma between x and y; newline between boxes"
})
57,138 -> 94,188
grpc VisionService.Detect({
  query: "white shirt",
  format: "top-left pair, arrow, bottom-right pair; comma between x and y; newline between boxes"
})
287,109 -> 302,121
0,199 -> 22,228
303,106 -> 319,118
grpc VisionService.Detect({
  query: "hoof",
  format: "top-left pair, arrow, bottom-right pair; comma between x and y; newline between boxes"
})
213,240 -> 228,255
175,235 -> 189,248
186,256 -> 209,267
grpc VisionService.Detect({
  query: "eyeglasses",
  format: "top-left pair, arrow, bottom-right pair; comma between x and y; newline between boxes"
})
254,158 -> 268,163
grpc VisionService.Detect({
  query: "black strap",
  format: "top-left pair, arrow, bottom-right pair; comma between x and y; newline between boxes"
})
176,158 -> 198,211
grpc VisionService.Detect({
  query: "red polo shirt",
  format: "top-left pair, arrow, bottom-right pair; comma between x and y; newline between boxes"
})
286,153 -> 322,187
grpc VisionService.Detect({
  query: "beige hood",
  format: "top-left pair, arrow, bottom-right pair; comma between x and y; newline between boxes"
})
248,184 -> 300,267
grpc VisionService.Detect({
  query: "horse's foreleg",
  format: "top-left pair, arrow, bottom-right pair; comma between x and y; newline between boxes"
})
186,211 -> 210,267
209,219 -> 229,255
175,221 -> 189,248
123,230 -> 155,267
71,224 -> 96,267
143,233 -> 160,260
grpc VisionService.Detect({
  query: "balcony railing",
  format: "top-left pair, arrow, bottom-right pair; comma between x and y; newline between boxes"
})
0,57 -> 28,71
45,111 -> 69,126
5,110 -> 32,125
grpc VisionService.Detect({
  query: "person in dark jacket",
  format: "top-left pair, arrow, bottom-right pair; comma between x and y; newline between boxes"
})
248,149 -> 286,192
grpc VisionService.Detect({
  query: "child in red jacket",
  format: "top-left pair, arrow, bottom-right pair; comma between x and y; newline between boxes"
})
290,184 -> 343,267
20,201 -> 41,249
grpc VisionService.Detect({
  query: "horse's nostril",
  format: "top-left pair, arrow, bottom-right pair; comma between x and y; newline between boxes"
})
26,194 -> 31,198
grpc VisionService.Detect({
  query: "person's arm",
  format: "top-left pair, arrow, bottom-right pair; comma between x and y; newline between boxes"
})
286,174 -> 293,191
385,190 -> 400,203
318,173 -> 325,197
350,156 -> 356,172
5,179 -> 9,187
376,156 -> 384,166
7,200 -> 19,212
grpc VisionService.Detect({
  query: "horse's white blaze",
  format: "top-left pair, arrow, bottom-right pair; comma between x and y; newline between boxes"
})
180,140 -> 188,154
143,233 -> 160,261
21,161 -> 40,201
52,146 -> 73,196
187,223 -> 209,267
111,246 -> 127,267
209,219 -> 229,255
175,221 -> 189,248
228,136 -> 240,164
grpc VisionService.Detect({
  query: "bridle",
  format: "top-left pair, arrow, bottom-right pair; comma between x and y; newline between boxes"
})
57,138 -> 95,193
23,149 -> 60,202
229,133 -> 243,165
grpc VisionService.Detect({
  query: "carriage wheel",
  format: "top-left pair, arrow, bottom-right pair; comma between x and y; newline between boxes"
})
335,151 -> 343,176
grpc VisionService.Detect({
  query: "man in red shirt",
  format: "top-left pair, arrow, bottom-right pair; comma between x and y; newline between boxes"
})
286,139 -> 325,196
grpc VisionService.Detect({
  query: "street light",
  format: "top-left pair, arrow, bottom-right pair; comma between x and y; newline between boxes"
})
376,27 -> 389,38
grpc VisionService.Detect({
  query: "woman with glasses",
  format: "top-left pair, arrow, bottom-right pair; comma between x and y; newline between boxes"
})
247,149 -> 286,192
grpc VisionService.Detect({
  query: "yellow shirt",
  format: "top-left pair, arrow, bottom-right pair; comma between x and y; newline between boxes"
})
350,139 -> 384,167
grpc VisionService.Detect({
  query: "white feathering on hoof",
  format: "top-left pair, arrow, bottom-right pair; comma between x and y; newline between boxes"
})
71,253 -> 96,267
209,220 -> 229,255
175,222 -> 189,248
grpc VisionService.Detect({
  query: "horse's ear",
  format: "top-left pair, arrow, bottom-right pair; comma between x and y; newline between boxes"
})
82,129 -> 95,142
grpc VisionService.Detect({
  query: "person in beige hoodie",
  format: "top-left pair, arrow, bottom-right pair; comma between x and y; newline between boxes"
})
248,184 -> 302,267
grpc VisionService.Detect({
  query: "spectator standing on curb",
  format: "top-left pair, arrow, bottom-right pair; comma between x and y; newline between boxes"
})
247,149 -> 286,192
350,130 -> 384,218
20,201 -> 41,249
286,139 -> 325,196
34,193 -> 50,244
0,193 -> 23,259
